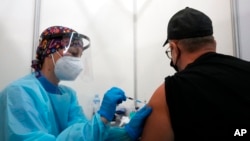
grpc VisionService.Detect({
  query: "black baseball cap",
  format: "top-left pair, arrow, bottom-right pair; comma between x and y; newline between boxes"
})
163,7 -> 213,46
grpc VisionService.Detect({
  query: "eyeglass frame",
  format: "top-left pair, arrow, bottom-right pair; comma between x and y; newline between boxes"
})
165,47 -> 172,59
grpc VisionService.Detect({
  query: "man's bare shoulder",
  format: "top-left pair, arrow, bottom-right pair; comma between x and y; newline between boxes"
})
141,83 -> 174,141
148,83 -> 166,108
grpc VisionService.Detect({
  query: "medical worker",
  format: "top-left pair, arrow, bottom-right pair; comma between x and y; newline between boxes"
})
0,26 -> 152,141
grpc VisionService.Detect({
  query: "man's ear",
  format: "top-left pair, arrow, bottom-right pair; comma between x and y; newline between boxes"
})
169,40 -> 178,48
169,41 -> 180,54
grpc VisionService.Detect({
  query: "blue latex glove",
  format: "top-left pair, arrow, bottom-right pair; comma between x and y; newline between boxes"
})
98,87 -> 126,121
125,105 -> 152,141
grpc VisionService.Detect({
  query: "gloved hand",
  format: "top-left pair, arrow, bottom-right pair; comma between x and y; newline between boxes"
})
125,105 -> 152,141
98,87 -> 126,121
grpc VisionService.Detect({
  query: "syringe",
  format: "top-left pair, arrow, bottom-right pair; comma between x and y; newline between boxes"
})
126,96 -> 143,103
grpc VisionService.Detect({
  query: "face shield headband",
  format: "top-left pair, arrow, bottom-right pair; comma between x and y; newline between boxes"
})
32,32 -> 91,72
41,32 -> 91,55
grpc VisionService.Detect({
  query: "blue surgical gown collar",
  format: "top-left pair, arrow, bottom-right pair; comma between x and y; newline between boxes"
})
35,71 -> 62,95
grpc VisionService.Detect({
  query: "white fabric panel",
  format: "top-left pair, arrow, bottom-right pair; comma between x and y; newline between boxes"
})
236,0 -> 250,61
0,0 -> 34,89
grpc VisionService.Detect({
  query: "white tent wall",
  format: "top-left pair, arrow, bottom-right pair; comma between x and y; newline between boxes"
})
233,0 -> 250,61
0,0 -> 234,118
0,0 -> 35,92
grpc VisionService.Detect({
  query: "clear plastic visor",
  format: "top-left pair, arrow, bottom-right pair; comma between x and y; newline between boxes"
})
61,32 -> 90,57
60,32 -> 93,81
42,32 -> 90,57
43,32 -> 93,82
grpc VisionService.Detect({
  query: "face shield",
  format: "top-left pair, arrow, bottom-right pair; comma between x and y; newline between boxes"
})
42,32 -> 93,82
42,32 -> 90,57
62,32 -> 90,56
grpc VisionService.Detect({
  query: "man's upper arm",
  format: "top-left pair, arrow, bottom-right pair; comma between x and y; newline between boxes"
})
141,83 -> 174,141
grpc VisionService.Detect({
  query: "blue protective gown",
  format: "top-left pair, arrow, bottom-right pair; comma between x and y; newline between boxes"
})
0,72 -> 132,141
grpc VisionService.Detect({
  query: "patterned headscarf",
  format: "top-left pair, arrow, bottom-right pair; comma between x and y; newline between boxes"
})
31,26 -> 79,71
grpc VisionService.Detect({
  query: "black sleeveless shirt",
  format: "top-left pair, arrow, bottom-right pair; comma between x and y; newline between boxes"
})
165,52 -> 250,140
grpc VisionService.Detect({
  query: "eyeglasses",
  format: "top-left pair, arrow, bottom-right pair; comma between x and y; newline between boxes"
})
165,47 -> 172,59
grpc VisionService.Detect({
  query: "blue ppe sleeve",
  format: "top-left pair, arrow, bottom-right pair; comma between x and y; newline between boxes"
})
0,74 -> 108,141
104,126 -> 132,141
0,84 -> 57,141
57,114 -> 109,141
0,74 -> 135,141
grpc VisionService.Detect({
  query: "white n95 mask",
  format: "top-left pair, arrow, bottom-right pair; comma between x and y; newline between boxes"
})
54,56 -> 84,81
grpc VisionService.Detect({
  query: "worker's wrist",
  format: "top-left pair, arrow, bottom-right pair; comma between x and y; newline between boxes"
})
100,116 -> 109,124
